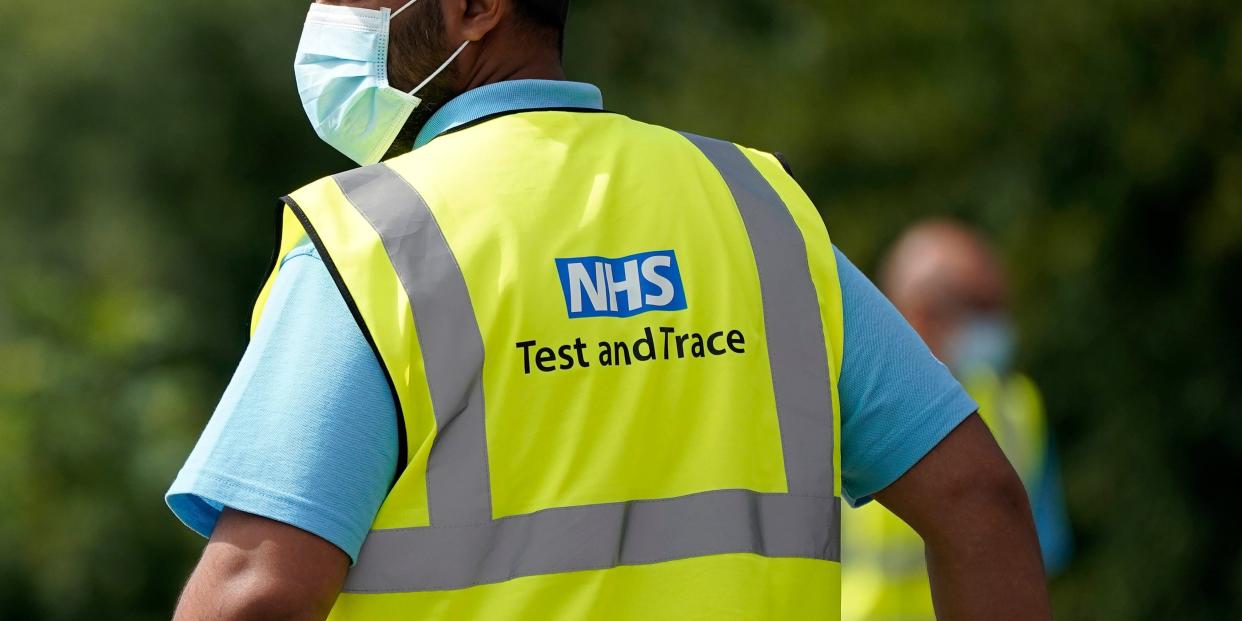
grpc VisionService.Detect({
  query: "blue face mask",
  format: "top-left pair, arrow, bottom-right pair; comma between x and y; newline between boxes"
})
946,314 -> 1016,376
294,0 -> 470,165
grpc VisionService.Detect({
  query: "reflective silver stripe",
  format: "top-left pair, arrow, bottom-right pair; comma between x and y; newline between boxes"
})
334,164 -> 493,526
680,133 -> 836,498
344,490 -> 841,593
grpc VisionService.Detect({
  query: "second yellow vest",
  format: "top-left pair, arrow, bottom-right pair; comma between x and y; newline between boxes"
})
841,371 -> 1047,621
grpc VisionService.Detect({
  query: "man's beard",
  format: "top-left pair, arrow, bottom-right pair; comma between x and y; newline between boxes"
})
384,0 -> 462,160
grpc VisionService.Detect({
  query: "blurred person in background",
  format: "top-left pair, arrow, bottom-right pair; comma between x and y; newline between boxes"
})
843,219 -> 1072,621
164,0 -> 1051,619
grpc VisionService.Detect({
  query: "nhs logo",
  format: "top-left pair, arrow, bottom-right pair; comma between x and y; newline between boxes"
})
555,250 -> 688,319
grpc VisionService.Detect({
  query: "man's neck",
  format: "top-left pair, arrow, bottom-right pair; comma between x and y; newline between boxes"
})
460,39 -> 565,91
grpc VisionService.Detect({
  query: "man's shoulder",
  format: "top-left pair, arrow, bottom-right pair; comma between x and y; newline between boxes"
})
285,116 -> 788,201
283,157 -> 428,211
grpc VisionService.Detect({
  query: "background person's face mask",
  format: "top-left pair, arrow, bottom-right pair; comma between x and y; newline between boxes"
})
945,314 -> 1016,376
294,0 -> 470,165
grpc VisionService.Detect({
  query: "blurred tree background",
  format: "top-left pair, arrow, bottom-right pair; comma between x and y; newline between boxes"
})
0,0 -> 1238,618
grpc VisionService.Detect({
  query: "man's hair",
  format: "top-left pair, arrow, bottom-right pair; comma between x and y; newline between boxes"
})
512,0 -> 569,50
512,0 -> 570,31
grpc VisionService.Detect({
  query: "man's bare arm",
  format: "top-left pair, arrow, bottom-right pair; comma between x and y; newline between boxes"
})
876,414 -> 1052,621
173,509 -> 349,621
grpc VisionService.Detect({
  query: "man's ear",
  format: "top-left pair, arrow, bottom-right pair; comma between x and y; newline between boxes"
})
444,0 -> 507,43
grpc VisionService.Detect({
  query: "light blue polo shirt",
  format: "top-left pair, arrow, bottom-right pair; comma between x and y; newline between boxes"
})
167,80 -> 979,562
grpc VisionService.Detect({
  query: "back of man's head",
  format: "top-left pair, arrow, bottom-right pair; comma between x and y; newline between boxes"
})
383,0 -> 571,157
513,0 -> 570,33
510,0 -> 570,57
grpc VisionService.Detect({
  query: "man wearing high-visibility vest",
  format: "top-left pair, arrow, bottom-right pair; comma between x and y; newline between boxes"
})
843,220 -> 1072,621
166,1 -> 1050,619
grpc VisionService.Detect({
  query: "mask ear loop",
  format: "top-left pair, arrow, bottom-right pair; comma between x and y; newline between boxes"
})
390,0 -> 470,97
408,40 -> 471,96
392,0 -> 421,18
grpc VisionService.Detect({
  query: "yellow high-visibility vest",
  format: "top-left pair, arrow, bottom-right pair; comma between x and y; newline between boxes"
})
252,110 -> 848,619
841,370 -> 1047,621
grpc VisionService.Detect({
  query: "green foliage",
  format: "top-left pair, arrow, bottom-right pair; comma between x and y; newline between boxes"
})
0,0 -> 1238,618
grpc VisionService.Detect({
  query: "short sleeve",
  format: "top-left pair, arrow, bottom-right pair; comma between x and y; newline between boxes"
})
834,247 -> 978,506
166,243 -> 399,562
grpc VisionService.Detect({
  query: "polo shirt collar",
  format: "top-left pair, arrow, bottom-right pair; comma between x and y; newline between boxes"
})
414,79 -> 604,149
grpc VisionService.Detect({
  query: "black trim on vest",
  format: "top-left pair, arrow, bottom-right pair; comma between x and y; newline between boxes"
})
280,195 -> 410,489
429,107 -> 618,145
249,202 -> 289,333
773,152 -> 797,179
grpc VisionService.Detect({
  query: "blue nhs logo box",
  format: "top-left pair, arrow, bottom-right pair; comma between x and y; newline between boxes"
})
555,250 -> 688,319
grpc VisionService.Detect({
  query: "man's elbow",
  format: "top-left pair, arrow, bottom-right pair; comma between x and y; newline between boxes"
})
174,509 -> 351,620
208,571 -> 337,621
878,417 -> 1051,617
180,553 -> 340,621
952,459 -> 1030,515
925,456 -> 1035,548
